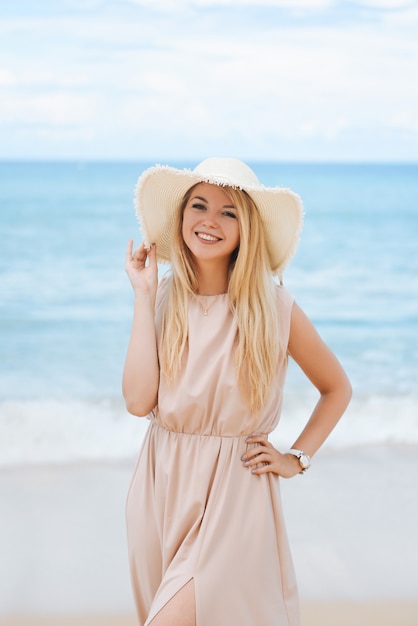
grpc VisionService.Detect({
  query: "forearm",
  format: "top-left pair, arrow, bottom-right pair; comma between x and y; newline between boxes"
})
291,378 -> 352,458
122,292 -> 159,416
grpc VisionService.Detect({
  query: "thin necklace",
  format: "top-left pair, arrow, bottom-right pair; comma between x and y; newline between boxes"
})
195,294 -> 220,316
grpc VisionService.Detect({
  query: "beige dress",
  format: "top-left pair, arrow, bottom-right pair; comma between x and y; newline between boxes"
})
126,277 -> 301,626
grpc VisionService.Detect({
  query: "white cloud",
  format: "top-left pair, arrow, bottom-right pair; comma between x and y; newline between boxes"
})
114,22 -> 418,156
389,110 -> 418,132
0,92 -> 98,126
359,0 -> 416,7
0,67 -> 90,89
0,68 -> 15,86
129,0 -> 333,7
0,2 -> 417,159
382,5 -> 418,24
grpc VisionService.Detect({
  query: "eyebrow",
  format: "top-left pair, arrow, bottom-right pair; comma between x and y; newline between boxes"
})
191,195 -> 237,210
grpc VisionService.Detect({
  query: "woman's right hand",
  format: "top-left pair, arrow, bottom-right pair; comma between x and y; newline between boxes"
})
125,239 -> 158,297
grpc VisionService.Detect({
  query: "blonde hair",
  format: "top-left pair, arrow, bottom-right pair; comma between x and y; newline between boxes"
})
159,184 -> 282,412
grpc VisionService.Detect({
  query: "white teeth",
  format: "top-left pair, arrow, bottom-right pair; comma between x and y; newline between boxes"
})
197,232 -> 219,242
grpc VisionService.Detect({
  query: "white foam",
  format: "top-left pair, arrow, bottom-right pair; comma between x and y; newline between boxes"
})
0,398 -> 149,467
276,391 -> 418,449
1,393 -> 417,467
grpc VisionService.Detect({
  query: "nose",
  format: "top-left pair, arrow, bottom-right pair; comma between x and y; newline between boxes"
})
201,207 -> 219,228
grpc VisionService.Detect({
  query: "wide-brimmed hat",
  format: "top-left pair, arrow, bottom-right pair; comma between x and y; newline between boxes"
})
134,157 -> 304,276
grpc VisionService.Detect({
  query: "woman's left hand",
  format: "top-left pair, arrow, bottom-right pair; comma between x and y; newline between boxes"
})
241,435 -> 301,478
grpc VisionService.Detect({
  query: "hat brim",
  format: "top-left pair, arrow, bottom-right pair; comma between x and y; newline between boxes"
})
134,165 -> 304,275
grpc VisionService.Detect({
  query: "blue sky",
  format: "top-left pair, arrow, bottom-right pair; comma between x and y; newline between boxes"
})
1,0 -> 417,161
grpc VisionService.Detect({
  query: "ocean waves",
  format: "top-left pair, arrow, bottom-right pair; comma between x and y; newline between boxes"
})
0,392 -> 417,467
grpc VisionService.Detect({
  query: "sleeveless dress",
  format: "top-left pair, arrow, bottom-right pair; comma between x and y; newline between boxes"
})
126,278 -> 301,626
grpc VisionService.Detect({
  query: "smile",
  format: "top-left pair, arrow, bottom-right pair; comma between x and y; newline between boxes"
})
196,232 -> 221,242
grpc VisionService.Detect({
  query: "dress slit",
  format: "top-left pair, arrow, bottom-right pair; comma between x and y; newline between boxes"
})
145,577 -> 195,626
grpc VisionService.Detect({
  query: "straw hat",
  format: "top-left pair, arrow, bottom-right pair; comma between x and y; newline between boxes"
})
134,157 -> 304,276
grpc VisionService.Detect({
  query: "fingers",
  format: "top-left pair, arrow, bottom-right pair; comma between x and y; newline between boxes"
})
241,446 -> 270,467
126,239 -> 134,263
147,243 -> 157,271
241,436 -> 280,475
250,463 -> 275,476
241,440 -> 300,478
241,436 -> 272,461
241,444 -> 267,462
132,242 -> 147,263
125,240 -> 156,268
126,239 -> 144,266
241,438 -> 270,468
246,435 -> 271,446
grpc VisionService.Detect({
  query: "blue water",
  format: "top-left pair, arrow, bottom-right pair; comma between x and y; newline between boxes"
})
1,161 -> 417,463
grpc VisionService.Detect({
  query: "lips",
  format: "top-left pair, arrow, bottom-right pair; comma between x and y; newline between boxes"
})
196,232 -> 221,242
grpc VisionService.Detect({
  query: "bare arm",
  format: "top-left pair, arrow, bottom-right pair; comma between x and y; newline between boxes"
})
122,240 -> 160,416
286,302 -> 352,456
242,302 -> 352,477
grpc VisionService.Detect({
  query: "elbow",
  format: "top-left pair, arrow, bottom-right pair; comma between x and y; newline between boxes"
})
342,368 -> 353,403
337,372 -> 352,412
123,393 -> 157,417
321,370 -> 352,410
122,377 -> 158,416
345,377 -> 353,407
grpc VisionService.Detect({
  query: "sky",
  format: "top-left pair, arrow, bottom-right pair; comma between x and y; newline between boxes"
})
1,0 -> 418,162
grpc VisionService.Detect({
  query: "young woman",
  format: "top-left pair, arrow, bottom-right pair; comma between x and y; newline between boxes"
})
123,158 -> 352,626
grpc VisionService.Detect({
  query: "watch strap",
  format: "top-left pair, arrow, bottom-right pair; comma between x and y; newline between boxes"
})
287,449 -> 311,473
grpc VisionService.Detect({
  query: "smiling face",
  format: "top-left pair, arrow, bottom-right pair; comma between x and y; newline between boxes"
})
181,182 -> 240,269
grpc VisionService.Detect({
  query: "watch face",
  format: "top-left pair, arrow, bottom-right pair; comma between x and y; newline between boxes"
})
299,454 -> 310,469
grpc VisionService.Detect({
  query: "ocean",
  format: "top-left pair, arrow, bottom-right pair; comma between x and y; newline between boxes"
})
1,160 -> 417,465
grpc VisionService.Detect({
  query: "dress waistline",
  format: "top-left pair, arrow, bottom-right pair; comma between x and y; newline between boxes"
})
151,419 -> 269,440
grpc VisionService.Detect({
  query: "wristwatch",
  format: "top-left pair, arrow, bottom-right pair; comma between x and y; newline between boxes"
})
287,449 -> 311,474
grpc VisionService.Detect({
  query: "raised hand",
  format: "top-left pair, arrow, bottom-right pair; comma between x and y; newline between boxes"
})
125,239 -> 158,297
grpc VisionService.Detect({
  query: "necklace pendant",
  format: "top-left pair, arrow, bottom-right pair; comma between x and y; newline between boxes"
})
195,293 -> 220,316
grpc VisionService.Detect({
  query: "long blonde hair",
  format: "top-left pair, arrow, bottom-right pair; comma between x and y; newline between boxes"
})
159,184 -> 282,412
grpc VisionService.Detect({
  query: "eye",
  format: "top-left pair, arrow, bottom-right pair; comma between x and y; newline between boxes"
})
223,211 -> 237,219
191,203 -> 206,210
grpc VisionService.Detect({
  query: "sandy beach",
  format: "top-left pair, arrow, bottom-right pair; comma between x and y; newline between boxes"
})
1,446 -> 417,625
2,602 -> 418,626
